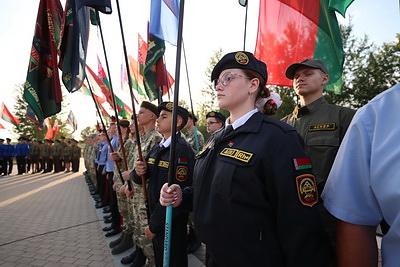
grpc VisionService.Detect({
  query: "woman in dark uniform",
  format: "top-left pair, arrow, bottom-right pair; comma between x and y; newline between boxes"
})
159,51 -> 333,267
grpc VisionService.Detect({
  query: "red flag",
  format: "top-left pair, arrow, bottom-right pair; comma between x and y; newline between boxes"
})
0,123 -> 5,129
254,0 -> 346,93
156,57 -> 174,96
53,119 -> 59,139
138,33 -> 148,65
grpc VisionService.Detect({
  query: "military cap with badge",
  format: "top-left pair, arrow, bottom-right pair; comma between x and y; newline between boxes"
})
206,111 -> 226,123
158,102 -> 190,127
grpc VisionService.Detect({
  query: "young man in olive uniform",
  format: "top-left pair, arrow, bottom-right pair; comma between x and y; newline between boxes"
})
133,102 -> 194,267
70,139 -> 81,172
281,59 -> 356,250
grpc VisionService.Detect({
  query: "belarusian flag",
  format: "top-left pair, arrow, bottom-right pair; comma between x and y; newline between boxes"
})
0,102 -> 21,130
97,58 -> 132,119
80,84 -> 111,117
254,0 -> 353,94
128,55 -> 147,97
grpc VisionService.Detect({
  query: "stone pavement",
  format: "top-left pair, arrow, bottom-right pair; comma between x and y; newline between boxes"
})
0,161 -> 205,267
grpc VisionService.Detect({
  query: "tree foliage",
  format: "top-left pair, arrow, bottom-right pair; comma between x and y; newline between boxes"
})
13,85 -> 71,140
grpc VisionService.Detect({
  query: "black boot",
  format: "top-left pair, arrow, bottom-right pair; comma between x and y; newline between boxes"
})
130,247 -> 146,267
109,232 -> 125,248
121,249 -> 138,265
187,226 -> 201,254
112,233 -> 133,255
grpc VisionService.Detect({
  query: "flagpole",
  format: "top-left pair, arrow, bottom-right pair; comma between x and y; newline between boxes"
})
182,40 -> 199,152
243,2 -> 248,50
115,0 -> 148,199
96,11 -> 133,191
163,0 -> 185,266
85,76 -> 126,185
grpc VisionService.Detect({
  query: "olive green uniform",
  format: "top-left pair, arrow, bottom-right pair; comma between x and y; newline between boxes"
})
281,96 -> 355,249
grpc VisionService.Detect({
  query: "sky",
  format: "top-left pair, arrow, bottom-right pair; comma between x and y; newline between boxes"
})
0,0 -> 399,140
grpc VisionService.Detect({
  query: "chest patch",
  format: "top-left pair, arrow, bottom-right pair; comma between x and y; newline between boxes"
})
220,148 -> 253,163
148,158 -> 155,165
296,174 -> 318,207
158,160 -> 169,168
308,123 -> 336,131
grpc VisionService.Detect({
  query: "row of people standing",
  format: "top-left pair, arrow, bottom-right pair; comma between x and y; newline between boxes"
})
0,137 -> 81,176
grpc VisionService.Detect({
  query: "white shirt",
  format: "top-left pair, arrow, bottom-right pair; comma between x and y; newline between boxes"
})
226,109 -> 258,130
322,83 -> 400,267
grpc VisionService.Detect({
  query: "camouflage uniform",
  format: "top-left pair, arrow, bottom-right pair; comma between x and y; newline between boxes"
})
184,128 -> 205,153
131,128 -> 162,266
114,137 -> 135,235
87,138 -> 98,186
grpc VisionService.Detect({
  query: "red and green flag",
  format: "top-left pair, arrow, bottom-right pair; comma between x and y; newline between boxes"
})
23,0 -> 63,122
97,58 -> 132,119
254,0 -> 353,94
0,103 -> 21,130
79,84 -> 111,117
128,55 -> 147,97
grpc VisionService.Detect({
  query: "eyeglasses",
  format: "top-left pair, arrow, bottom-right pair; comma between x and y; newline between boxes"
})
206,121 -> 219,126
212,72 -> 250,90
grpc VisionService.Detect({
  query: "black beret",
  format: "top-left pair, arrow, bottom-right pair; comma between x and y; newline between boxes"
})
211,51 -> 268,83
285,59 -> 328,79
206,111 -> 226,123
140,101 -> 159,117
188,113 -> 197,123
119,119 -> 130,128
6,138 -> 11,141
158,102 -> 190,127
0,138 -> 4,142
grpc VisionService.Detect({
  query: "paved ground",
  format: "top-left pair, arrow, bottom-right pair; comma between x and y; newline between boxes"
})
0,161 -> 382,266
0,161 -> 205,267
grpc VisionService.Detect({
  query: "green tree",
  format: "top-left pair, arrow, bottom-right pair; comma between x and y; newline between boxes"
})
13,84 -> 71,140
325,24 -> 400,108
80,125 -> 98,140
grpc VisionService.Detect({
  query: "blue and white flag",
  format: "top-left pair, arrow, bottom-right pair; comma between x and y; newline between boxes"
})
149,0 -> 179,46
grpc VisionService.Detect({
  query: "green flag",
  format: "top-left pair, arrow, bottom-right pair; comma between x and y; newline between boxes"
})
23,0 -> 63,122
143,34 -> 165,101
329,0 -> 354,17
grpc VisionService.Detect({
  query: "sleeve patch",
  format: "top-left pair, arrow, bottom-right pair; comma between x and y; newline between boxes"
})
176,166 -> 188,182
296,174 -> 318,207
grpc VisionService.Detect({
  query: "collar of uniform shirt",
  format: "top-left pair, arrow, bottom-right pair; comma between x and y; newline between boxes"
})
226,109 -> 258,130
159,132 -> 180,148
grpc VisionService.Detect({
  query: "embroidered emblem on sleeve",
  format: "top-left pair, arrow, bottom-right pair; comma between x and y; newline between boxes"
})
176,166 -> 188,182
296,174 -> 318,207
